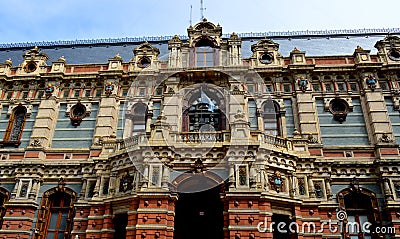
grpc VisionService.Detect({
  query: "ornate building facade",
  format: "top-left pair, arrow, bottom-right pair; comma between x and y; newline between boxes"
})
0,19 -> 399,239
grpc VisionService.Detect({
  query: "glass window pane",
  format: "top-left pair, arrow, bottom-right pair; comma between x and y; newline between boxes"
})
46,232 -> 55,239
347,215 -> 356,222
48,212 -> 59,229
58,233 -> 65,239
359,215 -> 368,225
59,212 -> 69,230
133,125 -> 145,130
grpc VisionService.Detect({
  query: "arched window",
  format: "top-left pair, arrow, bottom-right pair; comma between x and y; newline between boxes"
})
183,89 -> 225,132
37,190 -> 76,239
338,186 -> 381,239
262,101 -> 282,136
1,105 -> 27,147
0,188 -> 10,229
130,103 -> 147,136
344,193 -> 374,239
194,39 -> 217,67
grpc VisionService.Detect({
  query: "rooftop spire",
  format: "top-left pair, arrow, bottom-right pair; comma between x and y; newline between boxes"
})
200,0 -> 206,21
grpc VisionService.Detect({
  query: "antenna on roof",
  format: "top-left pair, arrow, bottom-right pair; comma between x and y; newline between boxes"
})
190,5 -> 193,26
200,0 -> 206,21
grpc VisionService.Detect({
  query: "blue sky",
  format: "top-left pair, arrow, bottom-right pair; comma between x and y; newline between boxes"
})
0,0 -> 399,44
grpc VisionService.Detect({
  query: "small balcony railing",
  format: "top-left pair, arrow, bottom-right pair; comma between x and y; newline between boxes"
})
179,131 -> 225,143
262,133 -> 292,150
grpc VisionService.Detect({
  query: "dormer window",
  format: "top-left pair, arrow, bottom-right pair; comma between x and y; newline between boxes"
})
24,61 -> 37,73
259,53 -> 273,64
194,38 -> 216,67
388,49 -> 400,61
138,57 -> 151,68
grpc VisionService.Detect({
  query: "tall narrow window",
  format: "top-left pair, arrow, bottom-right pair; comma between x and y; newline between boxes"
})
298,178 -> 306,195
344,193 -> 376,239
395,182 -> 400,198
262,101 -> 282,136
37,190 -> 75,239
152,102 -> 161,124
248,100 -> 258,130
1,105 -> 27,147
130,103 -> 147,136
238,165 -> 248,187
150,165 -> 161,187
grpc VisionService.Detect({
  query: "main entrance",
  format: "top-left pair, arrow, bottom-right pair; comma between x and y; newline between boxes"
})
174,176 -> 224,239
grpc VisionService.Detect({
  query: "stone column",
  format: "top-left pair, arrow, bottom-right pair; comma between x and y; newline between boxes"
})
28,92 -> 59,151
93,86 -> 119,143
79,179 -> 87,199
294,74 -> 320,142
361,72 -> 395,145
325,177 -> 333,200
308,177 -> 315,198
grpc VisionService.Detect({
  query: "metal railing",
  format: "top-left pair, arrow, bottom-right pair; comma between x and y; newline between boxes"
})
1,28 -> 399,49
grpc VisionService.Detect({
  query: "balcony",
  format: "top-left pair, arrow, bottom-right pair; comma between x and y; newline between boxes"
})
103,130 -> 308,155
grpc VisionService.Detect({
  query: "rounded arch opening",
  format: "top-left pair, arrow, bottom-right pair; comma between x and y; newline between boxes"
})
181,83 -> 227,132
261,100 -> 282,136
173,172 -> 225,239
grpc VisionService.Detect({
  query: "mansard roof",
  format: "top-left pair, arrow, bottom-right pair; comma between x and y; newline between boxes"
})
0,21 -> 399,65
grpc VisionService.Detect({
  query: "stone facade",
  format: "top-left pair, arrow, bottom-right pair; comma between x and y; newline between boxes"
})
0,19 -> 399,239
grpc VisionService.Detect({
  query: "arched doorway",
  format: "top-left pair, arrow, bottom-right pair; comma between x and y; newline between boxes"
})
173,174 -> 224,239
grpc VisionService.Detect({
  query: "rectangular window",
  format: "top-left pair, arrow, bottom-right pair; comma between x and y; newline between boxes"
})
394,182 -> 400,198
325,83 -> 333,92
238,165 -> 248,187
150,165 -> 161,187
139,88 -> 146,96
102,178 -> 110,196
314,181 -> 324,198
337,83 -> 346,92
18,180 -> 30,198
312,84 -> 320,92
283,84 -> 291,93
85,90 -> 91,97
74,90 -> 80,97
87,180 -> 96,198
196,47 -> 214,67
63,90 -> 69,98
152,102 -> 161,123
155,87 -> 163,96
6,92 -> 12,99
122,89 -> 128,96
22,91 -> 28,99
298,178 -> 306,195
266,84 -> 273,92
95,89 -> 102,97
350,83 -> 359,92
247,85 -> 254,94
380,81 -> 389,90
37,90 -> 44,99
248,100 -> 258,130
